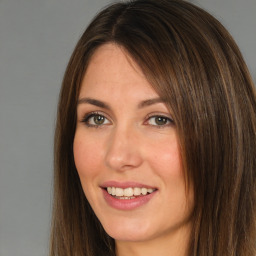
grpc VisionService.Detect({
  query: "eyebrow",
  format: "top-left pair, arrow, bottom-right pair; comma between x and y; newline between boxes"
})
138,97 -> 165,108
77,97 -> 165,109
77,97 -> 111,109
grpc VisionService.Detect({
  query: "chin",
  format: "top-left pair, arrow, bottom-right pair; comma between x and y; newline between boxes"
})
101,218 -> 156,242
107,230 -> 152,242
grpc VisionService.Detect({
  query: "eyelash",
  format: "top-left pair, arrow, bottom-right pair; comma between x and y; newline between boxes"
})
145,114 -> 174,128
81,112 -> 174,128
81,111 -> 111,128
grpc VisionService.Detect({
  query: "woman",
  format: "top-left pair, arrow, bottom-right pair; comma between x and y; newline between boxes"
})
50,0 -> 256,255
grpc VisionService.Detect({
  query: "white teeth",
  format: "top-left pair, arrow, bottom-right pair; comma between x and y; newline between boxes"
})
106,187 -> 155,197
115,188 -> 124,196
147,188 -> 153,193
119,196 -> 135,200
141,188 -> 147,195
134,187 -> 141,196
124,187 -> 133,197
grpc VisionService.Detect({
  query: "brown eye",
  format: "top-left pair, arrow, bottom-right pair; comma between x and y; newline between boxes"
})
147,115 -> 173,127
83,113 -> 111,127
155,117 -> 168,125
93,115 -> 105,125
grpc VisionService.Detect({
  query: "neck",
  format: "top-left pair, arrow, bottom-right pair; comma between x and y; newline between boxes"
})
115,223 -> 191,256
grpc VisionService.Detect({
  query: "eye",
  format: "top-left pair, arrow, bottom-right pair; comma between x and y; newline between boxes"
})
146,115 -> 174,127
82,112 -> 111,127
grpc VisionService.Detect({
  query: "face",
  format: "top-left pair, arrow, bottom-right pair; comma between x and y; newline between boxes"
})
73,43 -> 193,243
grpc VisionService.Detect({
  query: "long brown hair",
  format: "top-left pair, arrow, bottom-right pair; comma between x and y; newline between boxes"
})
50,0 -> 256,255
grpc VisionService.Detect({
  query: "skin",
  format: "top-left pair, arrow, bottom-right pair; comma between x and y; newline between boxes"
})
73,43 -> 194,256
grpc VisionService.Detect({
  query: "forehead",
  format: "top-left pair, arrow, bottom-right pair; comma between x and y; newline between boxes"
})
79,43 -> 157,99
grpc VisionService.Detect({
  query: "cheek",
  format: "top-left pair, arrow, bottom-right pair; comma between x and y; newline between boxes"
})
73,133 -> 102,179
148,137 -> 182,177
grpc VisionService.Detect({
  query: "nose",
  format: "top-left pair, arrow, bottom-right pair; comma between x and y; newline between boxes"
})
105,126 -> 143,171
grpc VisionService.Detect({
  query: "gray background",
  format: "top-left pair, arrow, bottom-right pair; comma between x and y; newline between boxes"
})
0,0 -> 255,255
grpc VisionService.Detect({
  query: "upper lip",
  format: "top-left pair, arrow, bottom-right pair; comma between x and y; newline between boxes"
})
100,181 -> 157,189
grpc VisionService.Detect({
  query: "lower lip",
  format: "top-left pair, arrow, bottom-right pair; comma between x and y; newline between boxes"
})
102,189 -> 157,210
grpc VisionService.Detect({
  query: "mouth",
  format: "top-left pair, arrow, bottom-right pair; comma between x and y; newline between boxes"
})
101,182 -> 158,210
105,187 -> 156,199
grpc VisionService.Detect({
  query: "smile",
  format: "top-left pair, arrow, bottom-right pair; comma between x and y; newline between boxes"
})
102,184 -> 158,210
106,187 -> 155,198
